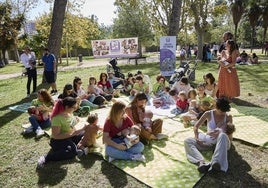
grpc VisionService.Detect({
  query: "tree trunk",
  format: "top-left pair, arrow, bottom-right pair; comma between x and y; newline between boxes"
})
262,27 -> 267,54
234,24 -> 238,42
44,0 -> 67,81
168,0 -> 182,36
197,30 -> 204,60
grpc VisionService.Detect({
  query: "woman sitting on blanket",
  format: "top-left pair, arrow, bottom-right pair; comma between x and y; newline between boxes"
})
58,83 -> 90,117
125,92 -> 164,143
184,97 -> 235,173
37,97 -> 87,169
22,89 -> 54,138
102,101 -> 145,163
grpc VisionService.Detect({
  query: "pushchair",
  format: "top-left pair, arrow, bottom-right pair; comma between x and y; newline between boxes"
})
106,58 -> 125,79
169,60 -> 198,86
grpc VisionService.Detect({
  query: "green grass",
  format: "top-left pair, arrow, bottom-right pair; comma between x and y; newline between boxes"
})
0,58 -> 268,187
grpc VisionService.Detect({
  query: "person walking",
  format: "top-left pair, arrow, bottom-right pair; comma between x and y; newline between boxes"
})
20,46 -> 37,98
42,48 -> 58,95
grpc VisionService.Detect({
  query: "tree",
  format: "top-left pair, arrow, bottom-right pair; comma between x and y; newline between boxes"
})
168,0 -> 182,36
230,0 -> 245,41
188,0 -> 211,59
261,1 -> 268,53
0,2 -> 24,66
47,0 -> 68,61
113,0 -> 154,56
248,2 -> 262,52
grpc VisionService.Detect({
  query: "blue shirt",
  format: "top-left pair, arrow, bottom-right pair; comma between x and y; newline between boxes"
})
42,54 -> 56,71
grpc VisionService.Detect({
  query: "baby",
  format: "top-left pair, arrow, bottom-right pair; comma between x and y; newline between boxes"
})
27,105 -> 49,122
142,110 -> 153,132
123,125 -> 141,149
77,113 -> 103,154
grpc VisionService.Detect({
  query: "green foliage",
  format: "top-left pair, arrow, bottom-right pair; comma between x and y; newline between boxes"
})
113,0 -> 154,47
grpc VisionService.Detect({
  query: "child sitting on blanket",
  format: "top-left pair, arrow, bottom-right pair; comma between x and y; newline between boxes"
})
123,125 -> 141,149
171,91 -> 189,115
77,113 -> 103,154
152,86 -> 175,109
142,110 -> 153,132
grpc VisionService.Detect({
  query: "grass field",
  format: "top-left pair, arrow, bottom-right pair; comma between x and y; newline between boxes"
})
0,58 -> 267,187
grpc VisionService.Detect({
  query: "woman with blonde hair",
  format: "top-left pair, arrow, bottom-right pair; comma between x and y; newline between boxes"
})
103,101 -> 145,162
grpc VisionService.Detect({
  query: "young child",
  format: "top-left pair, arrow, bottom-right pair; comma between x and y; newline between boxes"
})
152,86 -> 175,109
123,125 -> 141,149
142,110 -> 153,132
171,91 -> 188,115
77,113 -> 102,154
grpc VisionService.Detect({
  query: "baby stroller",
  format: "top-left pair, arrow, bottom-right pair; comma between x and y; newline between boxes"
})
107,58 -> 125,79
169,60 -> 198,86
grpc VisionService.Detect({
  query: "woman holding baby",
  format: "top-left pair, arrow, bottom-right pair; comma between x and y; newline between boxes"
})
22,89 -> 54,138
184,97 -> 235,173
217,39 -> 240,100
125,92 -> 163,143
103,101 -> 145,162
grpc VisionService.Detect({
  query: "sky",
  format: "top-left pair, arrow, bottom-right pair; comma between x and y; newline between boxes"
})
28,0 -> 117,25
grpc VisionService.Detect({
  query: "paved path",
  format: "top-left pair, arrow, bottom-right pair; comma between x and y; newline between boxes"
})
0,56 -> 159,80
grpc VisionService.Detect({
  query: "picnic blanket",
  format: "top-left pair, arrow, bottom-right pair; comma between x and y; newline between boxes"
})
9,102 -> 31,112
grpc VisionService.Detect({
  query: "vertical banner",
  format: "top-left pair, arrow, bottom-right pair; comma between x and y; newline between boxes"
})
160,36 -> 176,77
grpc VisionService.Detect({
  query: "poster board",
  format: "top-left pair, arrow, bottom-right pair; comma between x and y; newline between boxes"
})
91,37 -> 139,58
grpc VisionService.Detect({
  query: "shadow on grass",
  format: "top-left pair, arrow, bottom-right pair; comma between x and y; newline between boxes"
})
0,83 -> 50,128
195,144 -> 262,187
232,98 -> 268,122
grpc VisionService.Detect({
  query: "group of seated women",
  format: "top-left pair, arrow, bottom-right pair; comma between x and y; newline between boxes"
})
22,70 -> 235,174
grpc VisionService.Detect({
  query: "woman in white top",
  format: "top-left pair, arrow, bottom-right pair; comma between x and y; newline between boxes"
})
184,98 -> 235,173
171,76 -> 192,95
73,76 -> 99,109
203,73 -> 218,98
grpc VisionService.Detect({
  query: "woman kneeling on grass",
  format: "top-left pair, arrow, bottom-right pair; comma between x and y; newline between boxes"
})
184,97 -> 235,173
37,97 -> 86,169
103,101 -> 145,163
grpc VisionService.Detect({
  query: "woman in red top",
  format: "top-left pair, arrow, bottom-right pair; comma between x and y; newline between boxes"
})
97,72 -> 113,101
103,101 -> 145,162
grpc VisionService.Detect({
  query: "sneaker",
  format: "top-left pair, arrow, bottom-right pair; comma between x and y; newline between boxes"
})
22,126 -> 34,135
156,133 -> 168,140
83,147 -> 89,155
26,94 -> 30,98
36,128 -> 45,138
132,154 -> 146,163
77,149 -> 84,158
211,162 -> 221,172
198,162 -> 211,173
37,155 -> 46,169
31,91 -> 37,95
108,156 -> 115,163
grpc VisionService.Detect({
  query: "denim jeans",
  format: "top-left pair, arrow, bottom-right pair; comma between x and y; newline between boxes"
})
29,115 -> 51,131
26,68 -> 37,94
105,137 -> 144,160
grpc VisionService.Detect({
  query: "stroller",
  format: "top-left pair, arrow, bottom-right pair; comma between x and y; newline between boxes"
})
107,58 -> 125,79
169,60 -> 198,86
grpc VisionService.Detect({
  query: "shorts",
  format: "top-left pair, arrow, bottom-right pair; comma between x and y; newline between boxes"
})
44,71 -> 55,83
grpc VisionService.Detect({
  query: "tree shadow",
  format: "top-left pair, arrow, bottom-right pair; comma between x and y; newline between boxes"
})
195,144 -> 264,187
101,160 -> 128,188
0,83 -> 51,129
232,98 -> 261,107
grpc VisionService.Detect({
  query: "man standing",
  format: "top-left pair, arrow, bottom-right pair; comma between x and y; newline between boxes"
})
42,48 -> 58,95
20,46 -> 37,98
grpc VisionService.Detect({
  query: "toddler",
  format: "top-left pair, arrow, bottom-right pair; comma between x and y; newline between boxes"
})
77,113 -> 102,154
152,86 -> 175,109
123,125 -> 141,149
171,91 -> 188,115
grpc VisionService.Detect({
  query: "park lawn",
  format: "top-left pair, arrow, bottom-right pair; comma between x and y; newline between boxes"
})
0,61 -> 268,187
